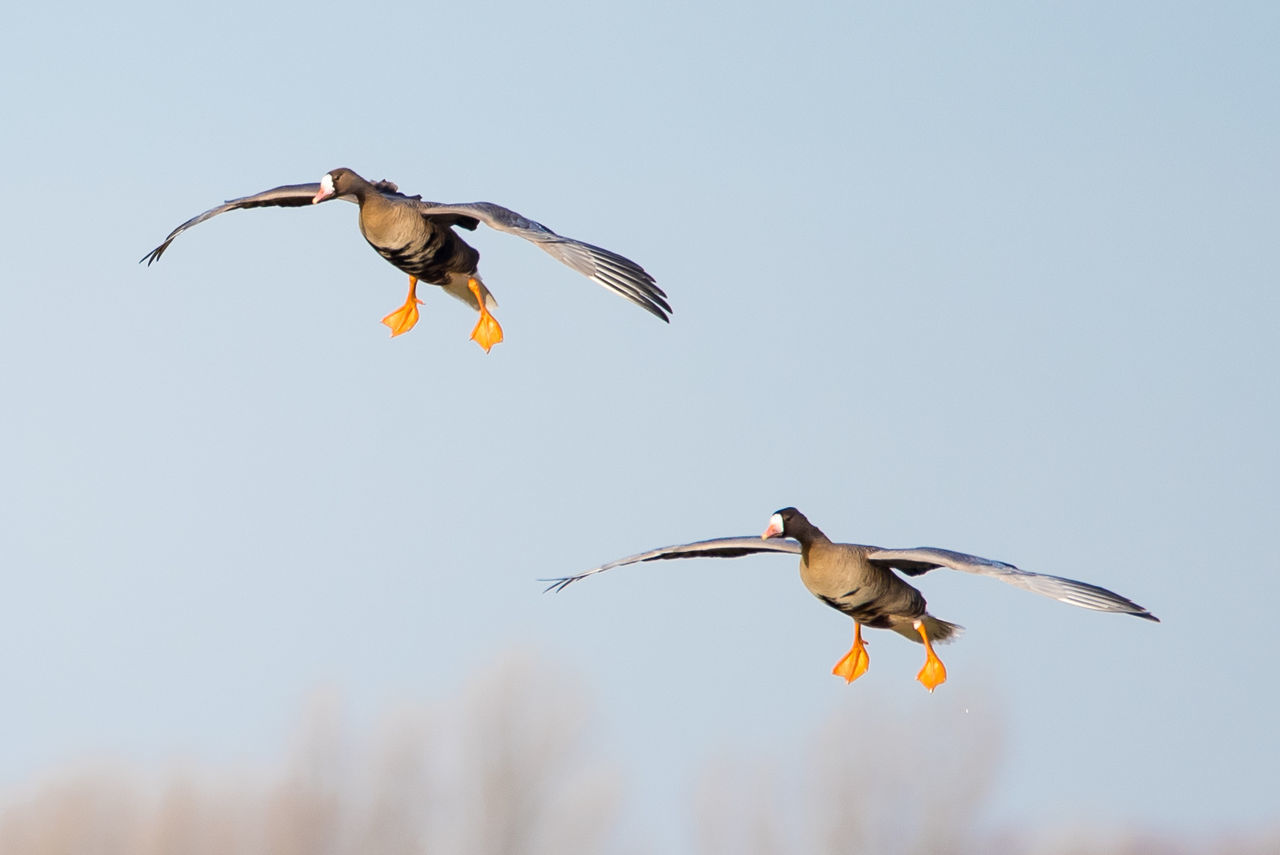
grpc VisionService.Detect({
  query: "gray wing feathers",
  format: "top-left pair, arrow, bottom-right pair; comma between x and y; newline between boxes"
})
413,201 -> 671,321
543,536 -> 800,593
141,188 -> 671,326
140,183 -> 338,265
866,547 -> 1159,621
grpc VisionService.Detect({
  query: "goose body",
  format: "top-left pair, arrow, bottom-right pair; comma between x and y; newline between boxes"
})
547,508 -> 1158,691
142,168 -> 670,351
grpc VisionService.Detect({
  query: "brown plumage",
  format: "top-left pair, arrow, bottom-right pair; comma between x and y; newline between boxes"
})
142,168 -> 670,351
778,509 -> 962,647
546,507 -> 1158,692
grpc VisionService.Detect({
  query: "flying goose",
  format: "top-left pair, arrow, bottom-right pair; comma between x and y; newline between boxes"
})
141,168 -> 670,351
545,507 -> 1158,691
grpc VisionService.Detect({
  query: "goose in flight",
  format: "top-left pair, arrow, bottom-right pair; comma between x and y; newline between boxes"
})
141,168 -> 670,351
545,507 -> 1158,691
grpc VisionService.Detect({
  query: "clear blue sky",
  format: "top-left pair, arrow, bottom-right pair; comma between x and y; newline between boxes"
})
1,0 -> 1277,849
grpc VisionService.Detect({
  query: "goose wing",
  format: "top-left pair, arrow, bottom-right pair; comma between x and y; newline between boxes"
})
140,184 -> 360,267
866,547 -> 1159,620
543,536 -> 799,592
411,200 -> 670,322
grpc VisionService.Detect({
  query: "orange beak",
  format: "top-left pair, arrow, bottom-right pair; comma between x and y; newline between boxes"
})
311,186 -> 333,204
762,520 -> 783,539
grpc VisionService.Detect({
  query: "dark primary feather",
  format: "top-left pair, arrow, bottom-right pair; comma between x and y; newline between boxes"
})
411,200 -> 671,322
139,183 -> 327,265
865,547 -> 1160,620
541,537 -> 801,592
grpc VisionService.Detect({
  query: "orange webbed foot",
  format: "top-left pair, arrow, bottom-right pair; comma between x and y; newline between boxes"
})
382,276 -> 423,337
467,278 -> 503,353
832,624 -> 870,684
914,620 -> 948,692
381,298 -> 423,337
916,653 -> 947,692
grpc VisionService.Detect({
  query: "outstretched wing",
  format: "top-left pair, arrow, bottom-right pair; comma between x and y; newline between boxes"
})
866,547 -> 1159,621
140,183 -> 338,265
543,536 -> 800,593
412,200 -> 671,322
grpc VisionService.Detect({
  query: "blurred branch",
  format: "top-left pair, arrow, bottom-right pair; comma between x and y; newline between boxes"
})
0,655 -> 621,855
0,658 -> 1273,855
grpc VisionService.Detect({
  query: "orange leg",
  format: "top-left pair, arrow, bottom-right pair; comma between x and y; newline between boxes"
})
467,277 -> 504,353
832,623 -> 870,684
381,276 -> 423,337
914,619 -> 948,692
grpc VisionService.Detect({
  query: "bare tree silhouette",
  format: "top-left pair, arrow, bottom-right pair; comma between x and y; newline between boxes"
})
0,657 -> 1274,855
692,695 -> 1001,855
0,657 -> 621,855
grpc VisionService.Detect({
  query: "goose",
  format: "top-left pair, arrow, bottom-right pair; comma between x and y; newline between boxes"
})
545,507 -> 1158,691
142,168 -> 670,351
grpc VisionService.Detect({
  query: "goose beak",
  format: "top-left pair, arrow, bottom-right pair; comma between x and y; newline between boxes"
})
762,514 -> 784,540
312,173 -> 335,204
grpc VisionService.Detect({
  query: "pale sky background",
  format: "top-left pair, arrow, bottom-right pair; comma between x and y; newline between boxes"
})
2,0 -> 1277,850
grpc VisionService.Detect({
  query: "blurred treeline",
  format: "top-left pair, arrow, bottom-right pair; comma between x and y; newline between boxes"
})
0,656 -> 1274,855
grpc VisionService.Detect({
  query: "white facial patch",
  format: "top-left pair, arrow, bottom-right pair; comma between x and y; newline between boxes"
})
765,512 -> 784,538
320,172 -> 335,195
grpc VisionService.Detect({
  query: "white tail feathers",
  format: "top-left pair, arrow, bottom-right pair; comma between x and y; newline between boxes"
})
892,615 -> 964,645
442,272 -> 499,311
